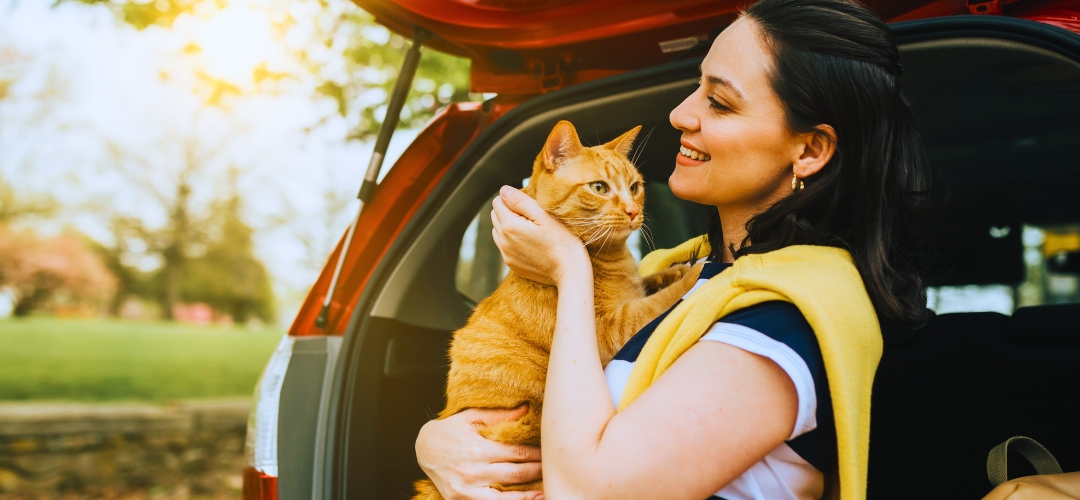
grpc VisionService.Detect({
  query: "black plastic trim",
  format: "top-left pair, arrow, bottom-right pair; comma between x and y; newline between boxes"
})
891,15 -> 1080,61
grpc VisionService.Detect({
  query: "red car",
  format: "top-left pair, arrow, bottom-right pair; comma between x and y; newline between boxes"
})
243,0 -> 1080,498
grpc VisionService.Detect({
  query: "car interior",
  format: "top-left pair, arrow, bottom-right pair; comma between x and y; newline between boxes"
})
333,18 -> 1080,499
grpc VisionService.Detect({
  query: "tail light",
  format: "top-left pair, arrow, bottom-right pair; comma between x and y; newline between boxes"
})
243,335 -> 295,500
242,467 -> 279,500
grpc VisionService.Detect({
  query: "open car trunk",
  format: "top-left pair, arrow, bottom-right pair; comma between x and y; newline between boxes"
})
311,15 -> 1080,500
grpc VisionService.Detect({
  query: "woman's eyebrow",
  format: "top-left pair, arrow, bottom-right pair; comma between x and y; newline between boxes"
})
703,73 -> 745,101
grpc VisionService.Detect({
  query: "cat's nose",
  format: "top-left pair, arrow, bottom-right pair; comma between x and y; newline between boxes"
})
625,205 -> 640,222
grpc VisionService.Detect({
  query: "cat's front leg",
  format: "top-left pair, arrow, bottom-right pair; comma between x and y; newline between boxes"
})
641,263 -> 694,295
599,262 -> 705,363
628,261 -> 704,325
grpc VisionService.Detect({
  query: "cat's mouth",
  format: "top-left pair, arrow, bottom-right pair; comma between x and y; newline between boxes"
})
679,145 -> 711,162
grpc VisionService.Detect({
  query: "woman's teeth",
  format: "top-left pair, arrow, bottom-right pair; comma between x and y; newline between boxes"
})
680,145 -> 711,162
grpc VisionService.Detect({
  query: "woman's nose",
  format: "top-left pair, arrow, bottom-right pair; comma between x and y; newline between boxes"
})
669,89 -> 699,132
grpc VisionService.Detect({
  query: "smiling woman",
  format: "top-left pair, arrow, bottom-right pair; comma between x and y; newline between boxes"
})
415,0 -> 933,498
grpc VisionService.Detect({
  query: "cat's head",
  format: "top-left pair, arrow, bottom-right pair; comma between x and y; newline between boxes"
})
524,120 -> 644,249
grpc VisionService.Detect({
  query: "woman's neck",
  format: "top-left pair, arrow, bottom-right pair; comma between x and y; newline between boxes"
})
716,206 -> 751,264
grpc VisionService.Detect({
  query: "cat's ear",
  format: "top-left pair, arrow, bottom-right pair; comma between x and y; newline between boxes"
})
543,120 -> 583,172
603,125 -> 642,158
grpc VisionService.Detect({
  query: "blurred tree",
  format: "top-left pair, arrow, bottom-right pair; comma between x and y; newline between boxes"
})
65,0 -> 199,30
0,174 -> 58,223
182,180 -> 275,324
106,134 -> 220,320
64,0 -> 474,141
88,222 -> 154,317
106,134 -> 276,323
307,4 -> 474,141
0,225 -> 117,316
30,0 -> 474,323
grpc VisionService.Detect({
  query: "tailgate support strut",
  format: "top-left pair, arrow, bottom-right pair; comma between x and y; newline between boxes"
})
316,26 -> 431,330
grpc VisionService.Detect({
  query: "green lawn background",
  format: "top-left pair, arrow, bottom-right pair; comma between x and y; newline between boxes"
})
0,318 -> 283,402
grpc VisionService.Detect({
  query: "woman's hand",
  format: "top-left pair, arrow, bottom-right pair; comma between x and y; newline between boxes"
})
416,406 -> 544,500
491,185 -> 589,287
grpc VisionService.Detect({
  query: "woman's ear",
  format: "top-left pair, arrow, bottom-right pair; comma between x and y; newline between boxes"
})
792,124 -> 837,179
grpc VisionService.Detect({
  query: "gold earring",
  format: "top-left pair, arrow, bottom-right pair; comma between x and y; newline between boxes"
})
791,172 -> 805,192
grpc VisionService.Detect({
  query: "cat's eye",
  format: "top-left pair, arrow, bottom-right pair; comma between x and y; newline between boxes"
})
630,183 -> 640,194
589,181 -> 609,194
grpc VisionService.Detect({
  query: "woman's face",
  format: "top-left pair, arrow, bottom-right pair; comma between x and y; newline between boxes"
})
668,18 -> 801,211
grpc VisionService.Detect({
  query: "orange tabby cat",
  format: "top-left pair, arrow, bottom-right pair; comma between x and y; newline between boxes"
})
414,120 -> 702,499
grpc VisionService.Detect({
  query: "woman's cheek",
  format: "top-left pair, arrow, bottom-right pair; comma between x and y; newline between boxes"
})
669,166 -> 712,205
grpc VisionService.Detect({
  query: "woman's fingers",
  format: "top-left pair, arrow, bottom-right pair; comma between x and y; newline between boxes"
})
465,405 -> 529,426
466,408 -> 542,462
487,489 -> 545,500
491,195 -> 520,232
490,185 -> 588,286
416,409 -> 545,500
470,488 -> 544,500
490,442 -> 541,463
472,437 -> 540,465
484,461 -> 543,484
499,185 -> 546,223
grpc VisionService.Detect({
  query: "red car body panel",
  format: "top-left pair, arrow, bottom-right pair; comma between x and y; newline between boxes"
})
1016,0 -> 1080,32
290,0 -> 1080,337
351,0 -> 985,94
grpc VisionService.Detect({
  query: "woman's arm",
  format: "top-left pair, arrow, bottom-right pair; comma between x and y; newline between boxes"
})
492,186 -> 800,499
546,341 -> 798,499
415,406 -> 544,500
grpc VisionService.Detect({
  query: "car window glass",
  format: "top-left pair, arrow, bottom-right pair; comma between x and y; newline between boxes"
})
928,224 -> 1080,314
456,195 -> 509,304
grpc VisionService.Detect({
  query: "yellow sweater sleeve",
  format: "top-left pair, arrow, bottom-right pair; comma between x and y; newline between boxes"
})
629,240 -> 881,500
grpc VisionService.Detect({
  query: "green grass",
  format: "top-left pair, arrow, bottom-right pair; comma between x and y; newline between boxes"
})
0,317 -> 284,402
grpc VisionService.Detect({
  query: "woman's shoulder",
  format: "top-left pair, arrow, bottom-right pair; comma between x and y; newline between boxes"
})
714,301 -> 823,378
720,302 -> 815,341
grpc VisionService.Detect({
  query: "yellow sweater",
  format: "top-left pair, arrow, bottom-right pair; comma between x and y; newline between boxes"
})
619,236 -> 881,500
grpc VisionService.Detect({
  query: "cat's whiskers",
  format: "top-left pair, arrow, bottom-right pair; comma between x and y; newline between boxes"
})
629,123 -> 658,167
591,226 -> 613,251
637,214 -> 657,251
580,224 -> 608,247
585,223 -> 621,249
582,231 -> 604,248
600,226 -> 616,252
562,214 -> 627,249
639,222 -> 656,252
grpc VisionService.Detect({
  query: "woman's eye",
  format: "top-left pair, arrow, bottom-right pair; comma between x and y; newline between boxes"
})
707,95 -> 729,112
590,182 -> 608,194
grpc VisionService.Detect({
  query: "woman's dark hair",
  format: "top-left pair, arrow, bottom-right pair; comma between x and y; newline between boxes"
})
709,0 -> 931,326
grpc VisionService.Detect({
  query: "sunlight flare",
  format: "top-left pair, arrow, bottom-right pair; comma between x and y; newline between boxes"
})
192,2 -> 275,87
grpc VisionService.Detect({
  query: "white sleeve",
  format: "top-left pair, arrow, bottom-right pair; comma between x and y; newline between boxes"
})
700,322 -> 819,439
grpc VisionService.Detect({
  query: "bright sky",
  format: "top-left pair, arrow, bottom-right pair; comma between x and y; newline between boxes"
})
0,0 -> 418,326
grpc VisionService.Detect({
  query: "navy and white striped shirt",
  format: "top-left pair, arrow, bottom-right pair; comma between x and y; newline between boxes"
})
604,261 -> 835,500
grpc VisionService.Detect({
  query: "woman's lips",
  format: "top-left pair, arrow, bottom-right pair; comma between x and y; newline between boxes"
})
679,145 -> 711,161
677,145 -> 710,166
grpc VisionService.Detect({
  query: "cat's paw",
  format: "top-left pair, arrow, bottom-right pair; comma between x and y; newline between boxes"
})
642,263 -> 693,295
